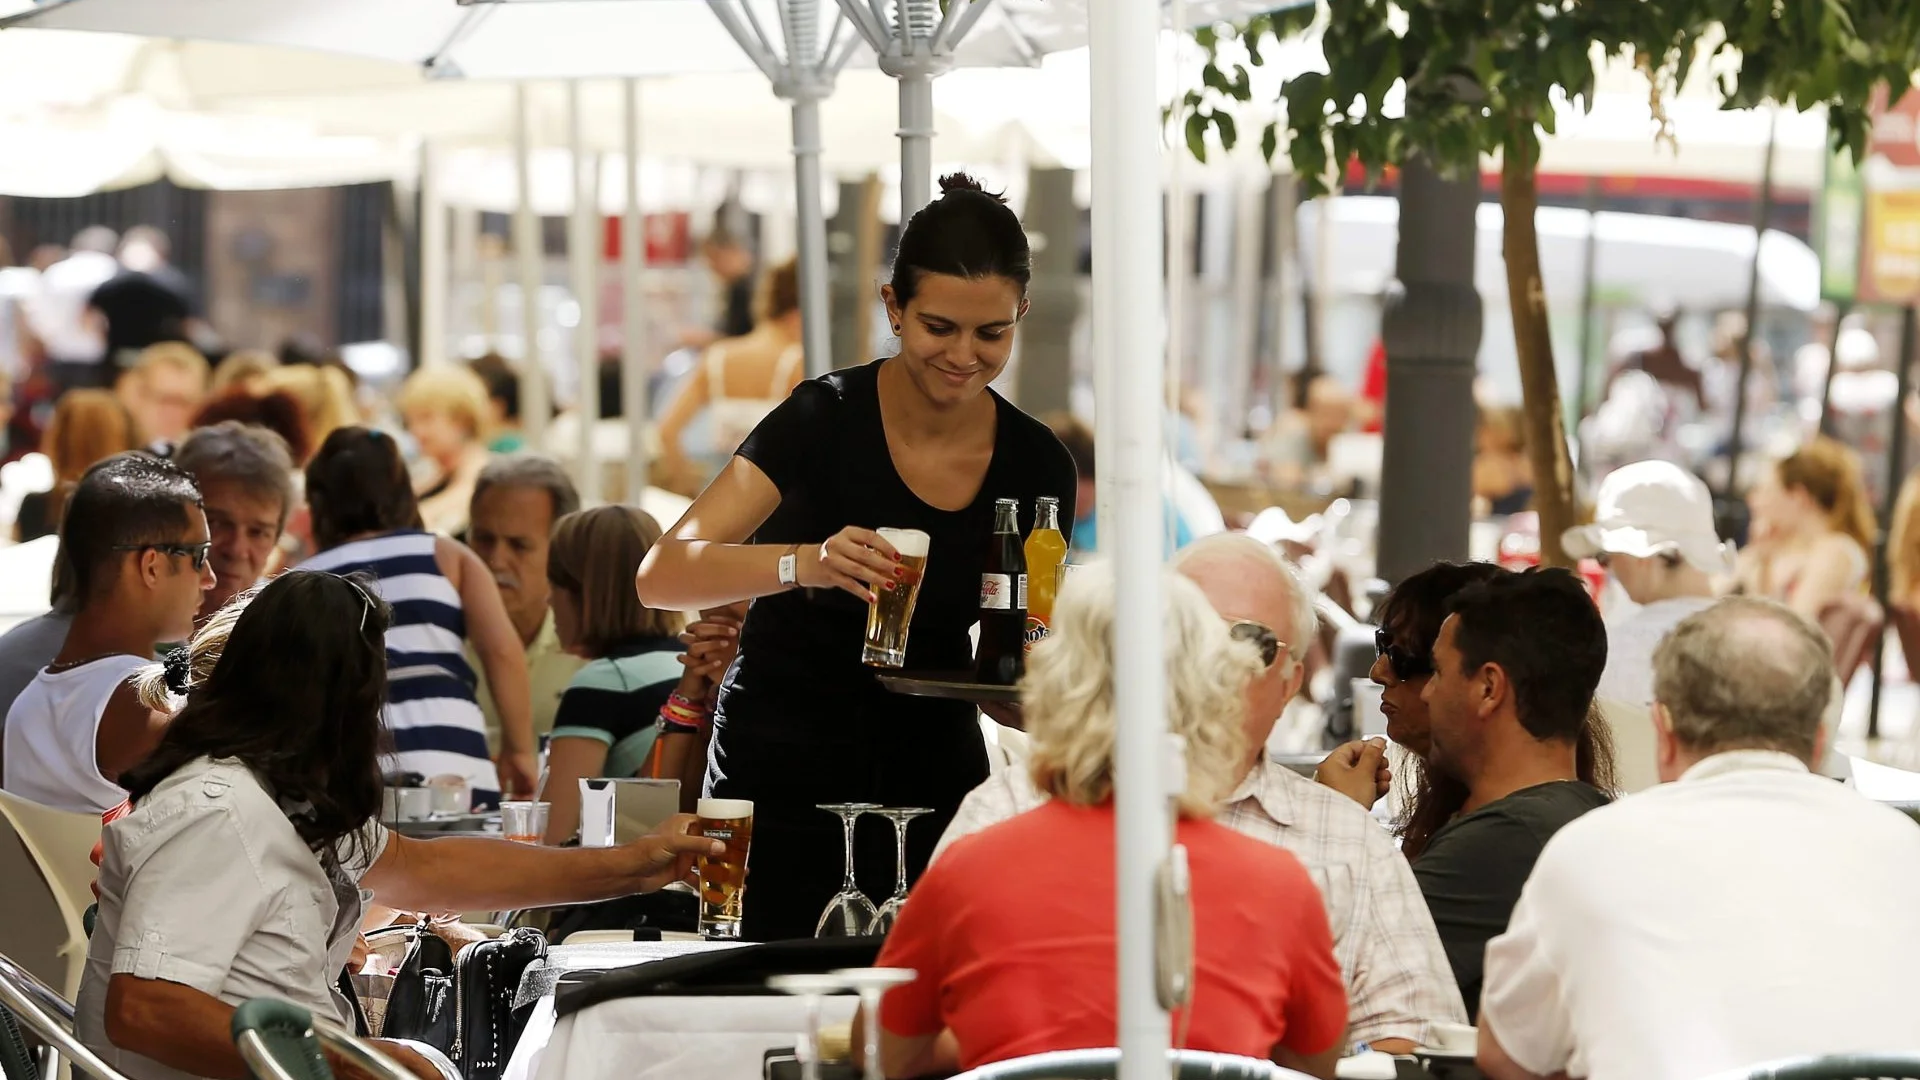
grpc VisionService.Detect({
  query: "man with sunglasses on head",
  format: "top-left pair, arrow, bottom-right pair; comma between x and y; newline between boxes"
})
932,533 -> 1466,1055
3,454 -> 213,813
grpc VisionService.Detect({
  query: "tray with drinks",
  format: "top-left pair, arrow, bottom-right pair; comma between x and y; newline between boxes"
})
874,671 -> 1022,704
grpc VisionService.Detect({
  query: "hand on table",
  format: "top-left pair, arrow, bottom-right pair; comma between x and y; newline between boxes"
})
623,813 -> 726,893
800,527 -> 904,603
1315,738 -> 1391,810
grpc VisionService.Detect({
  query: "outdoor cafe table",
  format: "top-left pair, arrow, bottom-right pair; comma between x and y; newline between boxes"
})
502,940 -> 860,1080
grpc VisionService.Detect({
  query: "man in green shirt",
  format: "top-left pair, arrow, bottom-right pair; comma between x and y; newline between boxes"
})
467,455 -> 585,749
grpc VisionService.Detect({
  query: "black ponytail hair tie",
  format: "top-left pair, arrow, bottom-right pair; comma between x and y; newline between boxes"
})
163,648 -> 192,696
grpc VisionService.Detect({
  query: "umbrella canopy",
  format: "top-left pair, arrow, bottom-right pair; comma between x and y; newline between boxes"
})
0,0 -> 1226,76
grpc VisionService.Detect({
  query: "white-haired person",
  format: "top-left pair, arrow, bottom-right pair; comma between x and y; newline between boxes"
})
857,564 -> 1347,1080
942,533 -> 1465,1054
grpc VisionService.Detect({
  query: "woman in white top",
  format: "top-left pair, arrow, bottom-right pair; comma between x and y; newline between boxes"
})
80,569 -> 725,1080
1737,436 -> 1874,623
655,257 -> 805,493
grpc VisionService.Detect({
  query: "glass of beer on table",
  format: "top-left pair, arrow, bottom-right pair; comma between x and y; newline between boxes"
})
695,797 -> 753,939
862,528 -> 930,669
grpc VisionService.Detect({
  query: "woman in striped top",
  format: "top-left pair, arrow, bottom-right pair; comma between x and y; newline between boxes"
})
299,427 -> 534,808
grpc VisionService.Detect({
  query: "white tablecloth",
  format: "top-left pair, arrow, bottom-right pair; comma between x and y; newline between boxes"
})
502,941 -> 861,1080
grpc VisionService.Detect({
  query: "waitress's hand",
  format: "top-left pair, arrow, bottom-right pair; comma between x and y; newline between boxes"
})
799,527 -> 903,603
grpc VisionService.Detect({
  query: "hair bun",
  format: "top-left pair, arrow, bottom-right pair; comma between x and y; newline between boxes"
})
938,172 -> 1006,204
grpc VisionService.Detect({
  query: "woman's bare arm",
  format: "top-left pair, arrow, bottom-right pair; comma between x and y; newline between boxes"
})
636,458 -> 902,611
541,736 -> 609,845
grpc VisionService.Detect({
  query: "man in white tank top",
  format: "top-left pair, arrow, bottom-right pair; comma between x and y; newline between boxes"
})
2,454 -> 212,813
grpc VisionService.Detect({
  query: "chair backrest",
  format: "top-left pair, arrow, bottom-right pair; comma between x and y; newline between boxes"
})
0,792 -> 103,999
1724,1051 -> 1920,1079
1818,594 -> 1884,686
1595,698 -> 1659,795
0,952 -> 128,1080
947,1048 -> 1313,1080
1,1003 -> 38,1080
231,999 -> 332,1080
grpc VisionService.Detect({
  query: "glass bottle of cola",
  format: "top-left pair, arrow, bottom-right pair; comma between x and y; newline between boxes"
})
974,497 -> 1028,685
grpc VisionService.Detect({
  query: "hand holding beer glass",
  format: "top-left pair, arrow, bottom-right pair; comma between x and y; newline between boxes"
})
862,528 -> 929,668
695,797 -> 754,939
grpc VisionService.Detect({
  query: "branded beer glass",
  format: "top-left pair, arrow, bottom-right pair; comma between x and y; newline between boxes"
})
695,797 -> 753,939
861,528 -> 930,668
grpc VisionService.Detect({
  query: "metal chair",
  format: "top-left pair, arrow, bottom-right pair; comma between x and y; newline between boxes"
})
229,998 -> 426,1080
946,1048 -> 1313,1080
1722,1052 -> 1920,1079
0,951 -> 130,1080
232,999 -> 332,1080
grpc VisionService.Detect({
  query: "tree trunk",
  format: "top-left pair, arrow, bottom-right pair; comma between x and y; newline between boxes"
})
1500,135 -> 1578,568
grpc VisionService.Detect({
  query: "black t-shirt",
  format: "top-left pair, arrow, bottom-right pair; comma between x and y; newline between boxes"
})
1410,779 -> 1611,1019
90,267 -> 193,359
719,358 -> 1078,743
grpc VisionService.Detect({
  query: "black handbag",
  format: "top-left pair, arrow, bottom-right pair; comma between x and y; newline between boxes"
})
382,924 -> 458,1053
452,927 -> 549,1080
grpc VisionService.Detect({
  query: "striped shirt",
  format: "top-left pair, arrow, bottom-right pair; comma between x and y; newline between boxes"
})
300,530 -> 497,806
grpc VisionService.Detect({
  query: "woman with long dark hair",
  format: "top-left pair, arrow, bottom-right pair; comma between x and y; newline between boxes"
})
637,174 -> 1080,940
1317,561 -> 1616,857
300,426 -> 534,806
78,570 -> 722,1080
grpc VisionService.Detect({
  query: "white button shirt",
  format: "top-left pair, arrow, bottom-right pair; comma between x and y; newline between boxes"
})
936,759 -> 1468,1049
1481,751 -> 1920,1080
76,757 -> 389,1080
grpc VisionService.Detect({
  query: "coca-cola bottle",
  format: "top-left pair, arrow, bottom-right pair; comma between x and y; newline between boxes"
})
974,497 -> 1028,685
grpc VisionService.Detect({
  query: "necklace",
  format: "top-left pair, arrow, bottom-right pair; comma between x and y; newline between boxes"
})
45,653 -> 130,674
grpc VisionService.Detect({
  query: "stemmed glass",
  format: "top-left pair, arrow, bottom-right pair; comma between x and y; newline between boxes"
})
766,972 -> 850,1080
815,802 -> 880,937
832,967 -> 917,1080
865,806 -> 933,935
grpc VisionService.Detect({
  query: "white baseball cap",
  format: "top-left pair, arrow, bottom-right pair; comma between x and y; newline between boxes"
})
1561,460 -> 1736,575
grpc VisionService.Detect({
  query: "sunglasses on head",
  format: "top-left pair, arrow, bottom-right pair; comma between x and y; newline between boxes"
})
1375,627 -> 1433,682
1229,620 -> 1286,669
114,541 -> 212,573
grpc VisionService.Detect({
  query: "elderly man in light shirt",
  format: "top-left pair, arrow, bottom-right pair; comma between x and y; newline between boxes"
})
936,532 -> 1466,1054
1478,598 -> 1920,1080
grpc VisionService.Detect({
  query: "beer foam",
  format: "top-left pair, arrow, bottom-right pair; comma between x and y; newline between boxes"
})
697,797 -> 754,819
877,527 -> 930,558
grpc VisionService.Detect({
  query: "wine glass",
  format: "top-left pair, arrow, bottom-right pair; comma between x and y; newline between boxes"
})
831,967 -> 917,1080
766,973 -> 851,1080
815,802 -> 880,937
865,806 -> 933,935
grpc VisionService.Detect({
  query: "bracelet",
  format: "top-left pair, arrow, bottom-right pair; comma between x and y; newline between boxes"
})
668,691 -> 711,714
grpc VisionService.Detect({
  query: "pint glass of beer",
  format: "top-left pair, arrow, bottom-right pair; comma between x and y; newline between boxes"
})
862,528 -> 930,669
695,797 -> 753,939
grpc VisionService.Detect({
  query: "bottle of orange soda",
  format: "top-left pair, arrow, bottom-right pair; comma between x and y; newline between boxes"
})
1024,496 -> 1067,651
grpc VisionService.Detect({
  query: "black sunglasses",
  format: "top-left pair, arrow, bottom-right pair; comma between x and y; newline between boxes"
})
1229,620 -> 1285,669
1375,626 -> 1433,682
114,541 -> 212,573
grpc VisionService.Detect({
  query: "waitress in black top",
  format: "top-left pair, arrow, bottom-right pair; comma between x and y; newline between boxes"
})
637,174 -> 1077,940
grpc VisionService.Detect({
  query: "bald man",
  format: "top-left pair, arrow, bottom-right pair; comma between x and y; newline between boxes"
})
935,534 -> 1465,1054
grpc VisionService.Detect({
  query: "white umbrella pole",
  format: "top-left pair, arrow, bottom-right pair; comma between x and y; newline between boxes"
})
792,95 -> 833,377
419,139 -> 449,368
1089,0 -> 1169,1077
897,69 -> 935,221
513,81 -> 550,450
622,77 -> 649,503
568,80 -> 602,495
